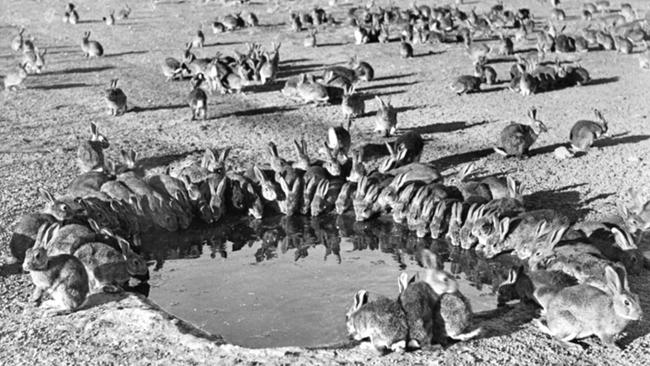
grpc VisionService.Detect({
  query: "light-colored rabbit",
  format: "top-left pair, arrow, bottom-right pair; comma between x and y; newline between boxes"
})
375,96 -> 397,137
3,64 -> 28,91
533,266 -> 642,348
81,31 -> 104,58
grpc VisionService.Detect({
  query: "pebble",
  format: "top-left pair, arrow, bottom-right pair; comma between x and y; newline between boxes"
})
553,146 -> 573,160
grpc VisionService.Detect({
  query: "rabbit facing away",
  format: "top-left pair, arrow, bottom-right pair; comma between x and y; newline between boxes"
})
3,64 -> 28,91
346,290 -> 409,353
77,122 -> 110,173
397,272 -> 438,349
188,73 -> 208,120
533,266 -> 642,349
419,249 -> 481,342
23,224 -> 89,315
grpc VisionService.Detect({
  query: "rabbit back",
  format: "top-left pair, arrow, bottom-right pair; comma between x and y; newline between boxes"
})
74,242 -> 129,292
399,281 -> 438,347
434,292 -> 476,341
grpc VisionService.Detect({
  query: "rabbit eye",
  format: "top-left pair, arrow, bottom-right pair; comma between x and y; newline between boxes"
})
60,204 -> 70,212
624,299 -> 631,306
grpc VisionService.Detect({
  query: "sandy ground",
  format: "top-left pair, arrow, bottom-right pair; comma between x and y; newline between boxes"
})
1,0 -> 650,364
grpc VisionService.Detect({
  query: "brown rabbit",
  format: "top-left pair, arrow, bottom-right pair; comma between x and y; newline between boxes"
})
77,122 -> 110,173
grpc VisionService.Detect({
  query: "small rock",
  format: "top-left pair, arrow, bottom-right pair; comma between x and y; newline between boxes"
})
627,156 -> 640,162
554,146 -> 573,160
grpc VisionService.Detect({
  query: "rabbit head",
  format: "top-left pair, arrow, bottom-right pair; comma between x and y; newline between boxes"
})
253,166 -> 278,202
208,175 -> 227,222
497,265 -> 533,306
278,176 -> 301,216
319,143 -> 342,177
347,150 -> 366,183
310,179 -> 331,217
38,188 -> 79,221
445,202 -> 464,246
23,223 -> 54,272
335,182 -> 355,215
421,249 -> 459,294
115,235 -> 148,277
292,139 -> 311,171
430,200 -> 450,239
414,196 -> 436,238
606,266 -> 642,321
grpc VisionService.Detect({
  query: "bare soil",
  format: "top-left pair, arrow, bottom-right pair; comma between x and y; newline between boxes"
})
1,0 -> 650,364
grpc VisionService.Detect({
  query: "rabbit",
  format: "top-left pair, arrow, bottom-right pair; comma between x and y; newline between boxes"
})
327,124 -> 352,160
406,186 -> 434,230
412,196 -> 436,238
527,227 -> 631,296
3,64 -> 28,91
276,175 -> 302,216
335,182 -> 356,214
341,85 -> 365,122
429,200 -> 452,239
37,188 -> 83,222
23,224 -> 89,315
420,249 -> 481,342
497,265 -> 577,309
353,25 -> 369,45
462,30 -> 490,61
399,36 -> 413,58
311,179 -> 343,216
67,167 -> 113,200
145,173 -> 193,215
80,31 -> 104,58
375,96 -> 397,137
104,78 -> 128,116
473,57 -> 497,85
533,266 -> 642,349
474,209 -> 568,259
346,290 -> 408,353
74,241 -> 130,293
378,132 -> 424,173
38,222 -> 95,256
103,10 -> 115,26
188,73 -> 208,120
569,109 -> 608,152
391,183 -> 420,224
161,57 -> 189,81
296,74 -> 329,104
8,213 -> 56,264
353,176 -> 382,221
347,150 -> 366,183
100,229 -> 148,279
117,4 -> 131,20
397,272 -> 438,349
304,29 -> 317,48
493,107 -> 547,158
244,12 -> 259,27
21,47 -> 47,74
206,175 -> 227,222
77,122 -> 109,174
11,27 -> 25,52
450,75 -> 481,95
64,3 -> 79,24
179,175 -> 213,224
349,56 -> 374,82
191,28 -> 205,49
458,204 -> 492,250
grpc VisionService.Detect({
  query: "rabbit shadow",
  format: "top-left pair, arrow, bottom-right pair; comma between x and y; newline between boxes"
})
245,80 -> 285,93
524,183 -> 594,221
104,50 -> 148,58
358,81 -> 419,91
362,89 -> 407,100
0,262 -> 23,278
586,76 -> 620,86
130,103 -> 186,113
138,149 -> 204,170
40,65 -> 115,75
278,63 -> 327,78
403,120 -> 489,135
428,148 -> 495,170
473,303 -> 540,340
593,134 -> 650,148
31,83 -> 94,90
372,73 -> 417,82
219,105 -> 300,118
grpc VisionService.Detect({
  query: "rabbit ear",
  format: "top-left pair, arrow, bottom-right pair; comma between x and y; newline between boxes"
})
87,218 -> 101,232
396,145 -> 408,161
506,176 -> 517,197
216,177 -> 227,198
548,225 -> 568,247
611,226 -> 637,250
459,163 -> 475,180
201,149 -> 217,169
291,178 -> 301,194
38,187 -> 55,203
398,272 -> 409,294
503,268 -> 517,285
604,266 -> 622,294
420,249 -> 438,269
534,220 -> 548,239
278,176 -> 289,194
353,290 -> 368,311
219,147 -> 231,163
498,217 -> 510,241
253,166 -> 266,183
385,141 -> 395,157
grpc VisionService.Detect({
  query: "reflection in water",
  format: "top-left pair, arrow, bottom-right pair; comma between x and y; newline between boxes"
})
139,214 -> 522,296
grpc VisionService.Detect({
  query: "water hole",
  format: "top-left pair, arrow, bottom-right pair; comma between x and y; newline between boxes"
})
138,214 -> 522,349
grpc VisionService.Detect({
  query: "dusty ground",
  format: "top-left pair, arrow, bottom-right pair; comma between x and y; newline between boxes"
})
1,0 -> 650,364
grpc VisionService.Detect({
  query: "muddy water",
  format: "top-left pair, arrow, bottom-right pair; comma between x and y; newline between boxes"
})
139,215 -> 522,349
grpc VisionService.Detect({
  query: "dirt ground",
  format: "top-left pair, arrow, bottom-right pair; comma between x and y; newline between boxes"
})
1,0 -> 650,364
